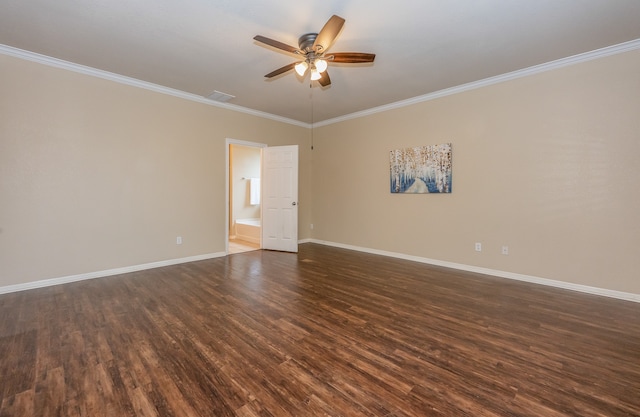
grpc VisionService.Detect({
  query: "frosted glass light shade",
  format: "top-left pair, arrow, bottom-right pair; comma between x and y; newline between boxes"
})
315,59 -> 327,73
294,61 -> 308,76
310,68 -> 321,80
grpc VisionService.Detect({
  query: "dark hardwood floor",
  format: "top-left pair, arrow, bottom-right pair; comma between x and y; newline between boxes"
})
1,243 -> 639,416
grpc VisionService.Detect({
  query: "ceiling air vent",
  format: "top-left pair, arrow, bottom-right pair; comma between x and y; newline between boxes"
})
207,90 -> 235,103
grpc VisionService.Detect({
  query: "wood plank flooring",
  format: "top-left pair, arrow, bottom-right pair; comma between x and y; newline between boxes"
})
1,243 -> 639,416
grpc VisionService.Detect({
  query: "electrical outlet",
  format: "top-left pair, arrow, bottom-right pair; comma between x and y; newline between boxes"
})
176,236 -> 182,245
502,246 -> 509,255
310,223 -> 314,230
475,242 -> 482,252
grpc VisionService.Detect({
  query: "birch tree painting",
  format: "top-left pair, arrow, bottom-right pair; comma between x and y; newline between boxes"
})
390,143 -> 452,193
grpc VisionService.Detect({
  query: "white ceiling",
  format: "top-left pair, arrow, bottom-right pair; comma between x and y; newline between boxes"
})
2,0 -> 640,124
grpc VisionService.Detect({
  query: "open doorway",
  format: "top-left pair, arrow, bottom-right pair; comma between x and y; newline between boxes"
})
227,140 -> 265,254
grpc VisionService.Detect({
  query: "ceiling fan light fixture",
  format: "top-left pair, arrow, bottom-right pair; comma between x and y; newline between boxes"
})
254,15 -> 375,87
294,61 -> 309,76
315,58 -> 328,73
310,68 -> 321,81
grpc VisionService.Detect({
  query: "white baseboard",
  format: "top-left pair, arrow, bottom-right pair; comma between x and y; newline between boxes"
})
309,239 -> 640,303
0,252 -> 226,295
3,241 -> 638,303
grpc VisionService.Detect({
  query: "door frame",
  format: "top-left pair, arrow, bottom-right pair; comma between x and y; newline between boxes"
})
225,138 -> 267,254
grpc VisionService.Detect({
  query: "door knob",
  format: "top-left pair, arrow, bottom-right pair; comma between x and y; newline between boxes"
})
292,202 -> 297,206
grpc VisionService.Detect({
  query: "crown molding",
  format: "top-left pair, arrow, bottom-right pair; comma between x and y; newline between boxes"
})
315,38 -> 640,127
3,39 -> 639,129
0,44 -> 310,128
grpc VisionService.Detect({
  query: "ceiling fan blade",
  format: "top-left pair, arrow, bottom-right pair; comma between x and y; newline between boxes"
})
264,62 -> 297,78
318,70 -> 331,87
313,15 -> 345,53
329,52 -> 376,63
253,35 -> 300,55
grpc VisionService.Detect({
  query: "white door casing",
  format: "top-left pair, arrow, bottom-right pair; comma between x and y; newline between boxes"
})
262,145 -> 298,252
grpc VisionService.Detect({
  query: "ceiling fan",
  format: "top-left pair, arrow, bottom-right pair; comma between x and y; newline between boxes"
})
253,15 -> 375,87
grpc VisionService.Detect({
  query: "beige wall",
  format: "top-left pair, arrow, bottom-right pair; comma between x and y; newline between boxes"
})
311,50 -> 640,294
0,54 -> 310,287
2,49 -> 639,296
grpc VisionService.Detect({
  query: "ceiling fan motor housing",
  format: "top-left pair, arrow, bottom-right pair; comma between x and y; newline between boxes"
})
298,33 -> 319,53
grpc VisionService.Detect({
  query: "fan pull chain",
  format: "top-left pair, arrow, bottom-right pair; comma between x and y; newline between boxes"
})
310,84 -> 314,150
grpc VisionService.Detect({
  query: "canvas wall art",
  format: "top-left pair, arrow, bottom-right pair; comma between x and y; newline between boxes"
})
390,143 -> 452,193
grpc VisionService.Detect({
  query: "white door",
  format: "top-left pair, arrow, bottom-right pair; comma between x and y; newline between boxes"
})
262,145 -> 298,252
